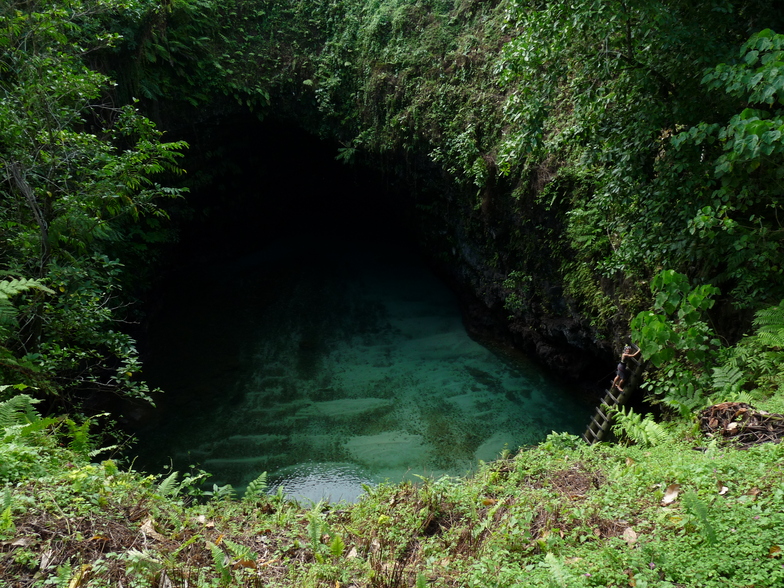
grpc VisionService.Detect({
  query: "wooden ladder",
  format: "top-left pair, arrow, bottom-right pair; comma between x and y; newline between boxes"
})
582,346 -> 642,445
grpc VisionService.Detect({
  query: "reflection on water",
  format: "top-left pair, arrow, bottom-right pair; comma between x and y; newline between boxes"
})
135,234 -> 589,503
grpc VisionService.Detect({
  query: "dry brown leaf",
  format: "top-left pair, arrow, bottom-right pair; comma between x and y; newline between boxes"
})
622,527 -> 638,547
67,564 -> 92,588
626,457 -> 635,467
140,518 -> 166,542
159,571 -> 173,588
662,483 -> 680,505
40,549 -> 55,570
89,535 -> 109,542
10,537 -> 32,547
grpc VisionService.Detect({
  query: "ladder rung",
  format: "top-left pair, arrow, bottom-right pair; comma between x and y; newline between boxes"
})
585,429 -> 600,443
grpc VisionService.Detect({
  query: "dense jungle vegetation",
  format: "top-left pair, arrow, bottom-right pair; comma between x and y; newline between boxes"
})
2,0 -> 784,585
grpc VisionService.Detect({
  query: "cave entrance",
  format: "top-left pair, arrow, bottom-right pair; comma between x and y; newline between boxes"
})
132,118 -> 589,502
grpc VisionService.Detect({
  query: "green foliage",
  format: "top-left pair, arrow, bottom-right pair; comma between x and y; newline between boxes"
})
242,471 -> 268,502
207,541 -> 232,585
499,0 -> 784,320
540,431 -> 582,453
0,394 -> 40,429
329,533 -> 345,559
307,509 -> 327,564
752,299 -> 784,349
0,279 -> 53,329
703,299 -> 784,408
611,406 -> 671,447
669,28 -> 784,306
632,269 -> 720,367
0,487 -> 14,538
0,406 -> 783,587
711,364 -> 746,397
0,0 -> 188,406
156,470 -> 180,498
681,490 -> 717,545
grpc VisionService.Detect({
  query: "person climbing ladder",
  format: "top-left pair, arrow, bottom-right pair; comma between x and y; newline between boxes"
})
611,345 -> 640,392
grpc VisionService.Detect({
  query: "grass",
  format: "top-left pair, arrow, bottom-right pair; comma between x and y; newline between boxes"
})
2,402 -> 784,587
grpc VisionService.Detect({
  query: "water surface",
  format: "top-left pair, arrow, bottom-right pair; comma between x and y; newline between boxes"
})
136,233 -> 588,502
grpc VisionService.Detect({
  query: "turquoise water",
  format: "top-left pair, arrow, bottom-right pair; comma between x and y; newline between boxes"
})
136,233 -> 589,502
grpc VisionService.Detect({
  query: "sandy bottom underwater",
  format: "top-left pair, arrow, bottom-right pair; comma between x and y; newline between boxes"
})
138,235 -> 589,502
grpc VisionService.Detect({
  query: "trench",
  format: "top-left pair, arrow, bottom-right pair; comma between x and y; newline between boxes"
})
131,119 -> 591,502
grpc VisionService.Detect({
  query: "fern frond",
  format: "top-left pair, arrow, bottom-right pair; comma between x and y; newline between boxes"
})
0,394 -> 41,428
0,279 -> 54,328
753,300 -> 784,348
712,365 -> 746,393
308,513 -> 322,549
207,542 -> 231,584
0,303 -> 16,326
710,390 -> 756,405
223,538 -> 254,561
543,552 -> 579,587
660,387 -> 709,417
682,491 -> 717,545
242,471 -> 268,502
329,534 -> 345,559
757,330 -> 784,349
611,406 -> 671,447
753,300 -> 784,329
0,278 -> 54,300
66,420 -> 91,456
156,471 -> 179,498
20,417 -> 59,437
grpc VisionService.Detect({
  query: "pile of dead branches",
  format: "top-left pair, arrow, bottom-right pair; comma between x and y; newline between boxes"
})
699,402 -> 784,448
